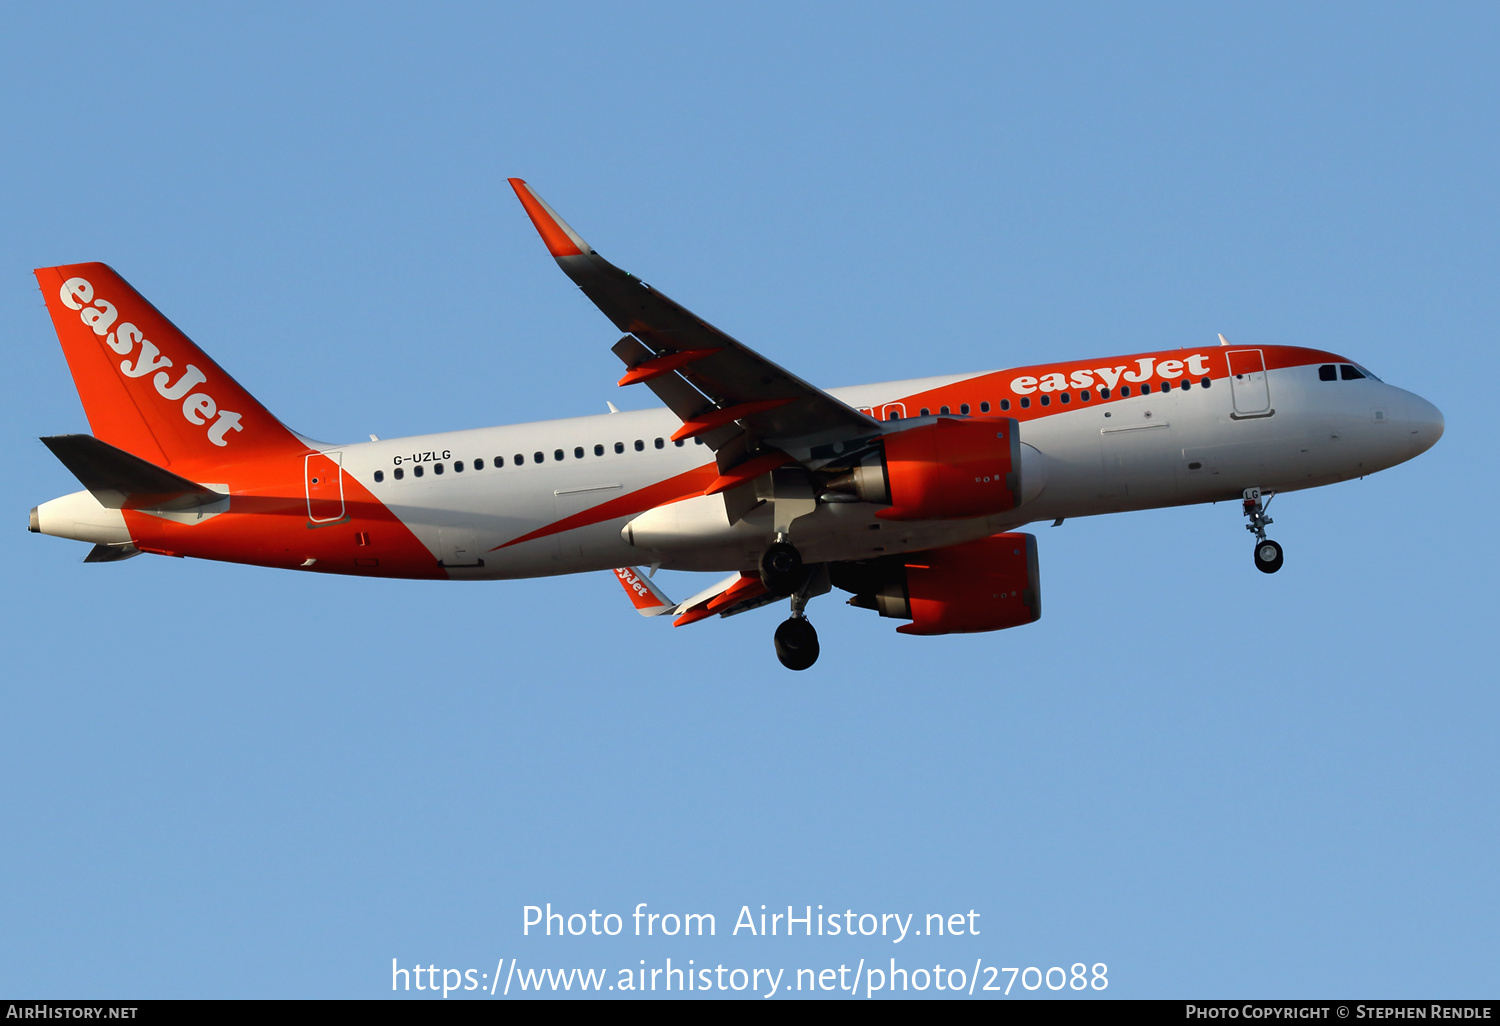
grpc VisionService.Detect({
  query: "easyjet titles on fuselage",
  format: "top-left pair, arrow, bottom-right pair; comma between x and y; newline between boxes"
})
1010,353 -> 1214,395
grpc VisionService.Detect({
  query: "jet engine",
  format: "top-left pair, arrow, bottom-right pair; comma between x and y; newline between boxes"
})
826,416 -> 1022,520
832,533 -> 1040,635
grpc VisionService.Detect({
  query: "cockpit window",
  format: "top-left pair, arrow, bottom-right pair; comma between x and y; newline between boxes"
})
1354,364 -> 1381,382
1340,364 -> 1365,380
1319,365 -> 1337,381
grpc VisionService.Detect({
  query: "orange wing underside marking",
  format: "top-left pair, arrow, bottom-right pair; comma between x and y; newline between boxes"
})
492,463 -> 719,551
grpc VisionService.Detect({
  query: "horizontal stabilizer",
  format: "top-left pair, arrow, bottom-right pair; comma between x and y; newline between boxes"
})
41,434 -> 226,511
84,542 -> 140,562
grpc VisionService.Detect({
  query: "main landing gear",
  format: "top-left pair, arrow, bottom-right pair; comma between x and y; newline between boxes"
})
761,539 -> 827,671
774,617 -> 819,672
759,540 -> 806,596
1242,488 -> 1284,574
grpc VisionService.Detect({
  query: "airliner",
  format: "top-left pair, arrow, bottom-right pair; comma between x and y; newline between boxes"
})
29,179 -> 1444,669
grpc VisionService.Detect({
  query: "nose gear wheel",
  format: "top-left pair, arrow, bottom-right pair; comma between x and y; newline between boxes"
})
1254,539 -> 1284,574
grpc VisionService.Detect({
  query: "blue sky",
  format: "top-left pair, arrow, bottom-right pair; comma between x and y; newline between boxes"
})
1,3 -> 1495,999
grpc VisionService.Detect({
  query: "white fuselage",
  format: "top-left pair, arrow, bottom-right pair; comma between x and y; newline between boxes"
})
324,362 -> 1440,580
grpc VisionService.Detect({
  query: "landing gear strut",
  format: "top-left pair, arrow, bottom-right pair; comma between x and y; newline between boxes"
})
1242,488 -> 1283,574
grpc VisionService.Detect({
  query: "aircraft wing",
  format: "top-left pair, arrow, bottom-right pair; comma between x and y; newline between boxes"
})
667,571 -> 776,627
508,180 -> 882,465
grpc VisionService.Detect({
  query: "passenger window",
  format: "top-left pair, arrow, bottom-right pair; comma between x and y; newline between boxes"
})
533,452 -> 543,464
614,442 -> 624,454
374,470 -> 384,483
1080,390 -> 1091,402
1319,365 -> 1337,381
1020,397 -> 1030,409
919,408 -> 930,416
414,465 -> 424,478
553,449 -> 564,461
980,402 -> 991,413
694,437 -> 704,444
1040,395 -> 1050,406
515,454 -> 524,465
454,461 -> 464,472
939,406 -> 950,415
634,440 -> 644,451
960,403 -> 970,415
655,438 -> 664,449
674,439 -> 684,447
888,411 -> 901,420
1120,386 -> 1131,397
1341,364 -> 1365,380
1100,388 -> 1111,399
594,444 -> 604,456
394,468 -> 404,480
574,446 -> 584,459
998,400 -> 1009,411
1200,377 -> 1211,388
1141,383 -> 1151,395
1060,393 -> 1070,404
474,458 -> 485,470
1180,380 -> 1190,391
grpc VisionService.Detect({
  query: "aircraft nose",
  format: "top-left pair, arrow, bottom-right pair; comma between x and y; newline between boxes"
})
1406,394 -> 1444,456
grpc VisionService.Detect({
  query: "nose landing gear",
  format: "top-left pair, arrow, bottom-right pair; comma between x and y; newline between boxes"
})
1242,487 -> 1283,574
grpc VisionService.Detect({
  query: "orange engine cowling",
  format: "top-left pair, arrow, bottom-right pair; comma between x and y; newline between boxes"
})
835,416 -> 1022,520
833,533 -> 1040,636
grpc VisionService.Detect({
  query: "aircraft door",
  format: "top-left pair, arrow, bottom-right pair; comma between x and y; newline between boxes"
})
1227,349 -> 1272,417
305,451 -> 344,523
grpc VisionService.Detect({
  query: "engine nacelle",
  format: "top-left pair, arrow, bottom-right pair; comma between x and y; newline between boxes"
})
836,417 -> 1022,521
833,533 -> 1040,636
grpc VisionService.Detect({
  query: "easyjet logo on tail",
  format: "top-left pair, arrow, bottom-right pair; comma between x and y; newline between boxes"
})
58,277 -> 244,447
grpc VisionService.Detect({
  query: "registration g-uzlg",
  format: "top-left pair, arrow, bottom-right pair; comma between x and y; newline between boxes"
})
29,180 -> 1444,669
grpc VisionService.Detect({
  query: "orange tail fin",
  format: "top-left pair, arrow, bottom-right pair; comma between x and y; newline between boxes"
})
35,262 -> 305,473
